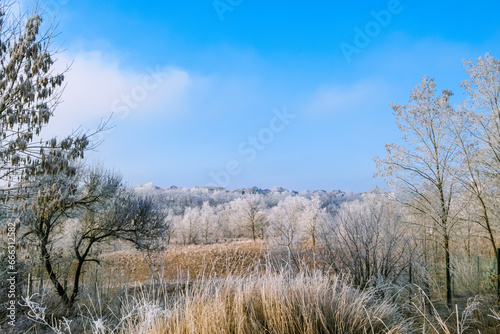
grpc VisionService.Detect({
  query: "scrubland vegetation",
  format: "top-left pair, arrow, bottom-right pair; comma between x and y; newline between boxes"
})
2,1 -> 500,333
4,188 -> 500,333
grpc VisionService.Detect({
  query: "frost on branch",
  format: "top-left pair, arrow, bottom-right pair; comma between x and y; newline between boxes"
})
0,4 -> 96,188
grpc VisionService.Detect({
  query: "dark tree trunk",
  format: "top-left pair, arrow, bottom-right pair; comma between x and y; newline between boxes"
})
69,259 -> 85,306
444,233 -> 452,309
251,220 -> 256,242
41,239 -> 70,305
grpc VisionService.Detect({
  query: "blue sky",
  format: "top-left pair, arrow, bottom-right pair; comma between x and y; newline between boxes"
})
28,0 -> 500,192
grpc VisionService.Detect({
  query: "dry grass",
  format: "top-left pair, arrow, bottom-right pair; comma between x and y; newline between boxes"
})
101,240 -> 266,283
108,271 -> 410,334
15,240 -> 500,333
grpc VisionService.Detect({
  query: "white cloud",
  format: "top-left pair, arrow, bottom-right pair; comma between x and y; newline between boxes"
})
305,80 -> 390,116
43,50 -> 194,137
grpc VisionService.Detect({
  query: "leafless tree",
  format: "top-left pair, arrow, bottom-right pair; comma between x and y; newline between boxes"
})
200,201 -> 215,244
230,194 -> 266,242
375,77 -> 463,308
17,167 -> 168,307
269,196 -> 310,269
320,193 -> 411,288
454,54 -> 500,260
302,196 -> 325,248
178,206 -> 200,245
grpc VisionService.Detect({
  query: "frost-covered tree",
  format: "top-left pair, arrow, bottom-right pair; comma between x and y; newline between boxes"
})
178,206 -> 200,245
375,77 -> 463,308
200,201 -> 216,244
17,167 -> 168,307
301,196 -> 326,247
462,54 -> 500,171
212,203 -> 233,241
455,54 -> 500,259
230,194 -> 266,241
270,196 -> 311,268
320,193 -> 411,288
0,3 -> 98,189
163,208 -> 176,244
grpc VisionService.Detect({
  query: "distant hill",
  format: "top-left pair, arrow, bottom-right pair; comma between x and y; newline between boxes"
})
134,182 -> 355,197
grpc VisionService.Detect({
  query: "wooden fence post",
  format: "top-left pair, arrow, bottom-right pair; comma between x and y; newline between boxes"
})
27,273 -> 31,298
